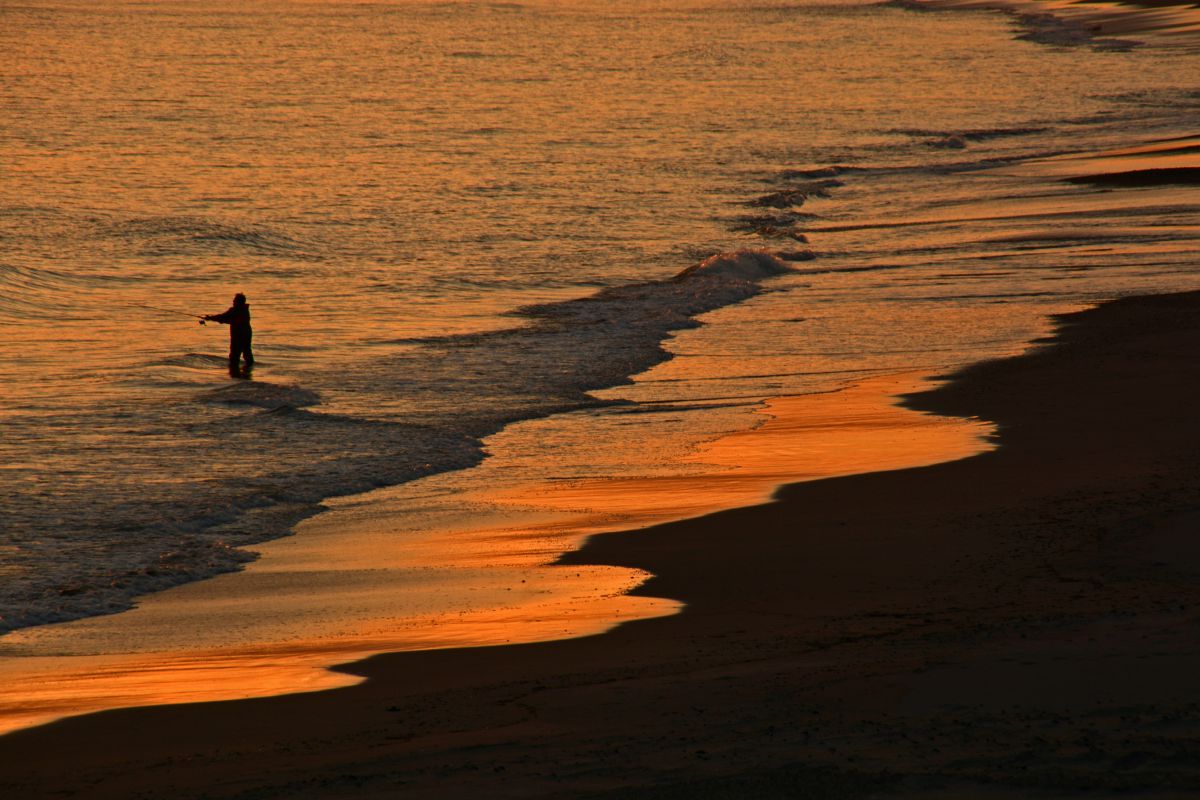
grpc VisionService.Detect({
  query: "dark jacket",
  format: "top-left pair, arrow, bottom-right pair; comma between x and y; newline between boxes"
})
210,304 -> 252,339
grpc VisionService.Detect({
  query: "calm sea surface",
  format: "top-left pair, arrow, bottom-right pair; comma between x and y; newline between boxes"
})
2,0 -> 1198,632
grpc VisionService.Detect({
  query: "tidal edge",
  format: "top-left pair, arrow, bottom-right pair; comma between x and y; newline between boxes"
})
4,290 -> 1200,799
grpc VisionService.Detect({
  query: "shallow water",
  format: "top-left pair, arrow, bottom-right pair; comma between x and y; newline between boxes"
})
0,373 -> 991,734
2,0 -> 1200,636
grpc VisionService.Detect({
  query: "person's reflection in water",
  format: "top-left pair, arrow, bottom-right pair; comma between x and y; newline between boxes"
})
203,293 -> 254,379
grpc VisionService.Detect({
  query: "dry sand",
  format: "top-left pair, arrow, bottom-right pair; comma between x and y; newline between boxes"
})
3,291 -> 1200,798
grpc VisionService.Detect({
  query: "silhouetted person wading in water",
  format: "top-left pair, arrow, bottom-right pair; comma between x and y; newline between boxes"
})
204,293 -> 254,373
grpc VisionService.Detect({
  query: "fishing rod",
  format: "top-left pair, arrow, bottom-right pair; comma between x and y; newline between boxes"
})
130,303 -> 209,324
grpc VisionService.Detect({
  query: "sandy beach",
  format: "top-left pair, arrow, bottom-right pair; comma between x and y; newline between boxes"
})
0,372 -> 988,736
5,1 -> 1200,797
3,290 -> 1199,797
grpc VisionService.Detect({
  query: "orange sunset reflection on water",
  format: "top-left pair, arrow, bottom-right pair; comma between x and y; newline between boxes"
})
0,374 -> 991,735
6,0 -> 1200,749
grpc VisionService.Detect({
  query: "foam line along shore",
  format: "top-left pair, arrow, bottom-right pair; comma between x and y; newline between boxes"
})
3,0 -> 1200,761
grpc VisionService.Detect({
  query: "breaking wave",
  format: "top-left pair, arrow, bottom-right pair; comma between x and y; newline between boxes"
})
0,251 -> 793,634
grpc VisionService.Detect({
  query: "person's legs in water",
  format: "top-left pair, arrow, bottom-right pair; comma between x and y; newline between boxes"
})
229,335 -> 253,367
227,340 -> 251,378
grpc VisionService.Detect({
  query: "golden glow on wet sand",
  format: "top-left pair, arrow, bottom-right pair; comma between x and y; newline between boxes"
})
0,375 -> 992,735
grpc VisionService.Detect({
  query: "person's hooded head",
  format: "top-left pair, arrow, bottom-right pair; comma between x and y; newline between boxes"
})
233,293 -> 247,306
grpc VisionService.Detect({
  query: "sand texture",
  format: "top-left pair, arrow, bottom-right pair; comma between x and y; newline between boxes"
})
0,373 -> 988,735
3,291 -> 1200,798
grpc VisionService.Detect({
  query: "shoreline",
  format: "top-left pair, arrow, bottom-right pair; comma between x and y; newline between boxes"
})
902,0 -> 1200,46
4,290 -> 1200,797
0,374 -> 988,736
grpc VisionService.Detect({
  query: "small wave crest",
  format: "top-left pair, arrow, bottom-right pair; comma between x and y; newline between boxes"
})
105,215 -> 310,259
778,166 -> 851,180
882,126 -> 1053,151
151,352 -> 231,370
1,206 -> 313,264
0,264 -> 91,321
744,180 -> 840,209
674,250 -> 794,282
730,169 -> 843,241
730,211 -> 819,239
198,381 -> 322,410
1,250 -> 794,636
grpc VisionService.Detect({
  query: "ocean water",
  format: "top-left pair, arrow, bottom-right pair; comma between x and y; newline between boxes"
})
2,0 -> 1199,634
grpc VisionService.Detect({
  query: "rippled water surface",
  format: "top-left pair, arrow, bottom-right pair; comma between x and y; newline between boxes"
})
2,0 -> 1199,632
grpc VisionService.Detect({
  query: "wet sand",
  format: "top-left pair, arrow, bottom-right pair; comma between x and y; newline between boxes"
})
0,374 -> 987,736
1067,167 -> 1200,187
4,290 -> 1200,798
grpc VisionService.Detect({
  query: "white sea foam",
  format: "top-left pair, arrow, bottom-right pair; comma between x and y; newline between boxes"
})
674,251 -> 793,282
3,0 -> 1199,643
0,251 -> 792,634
